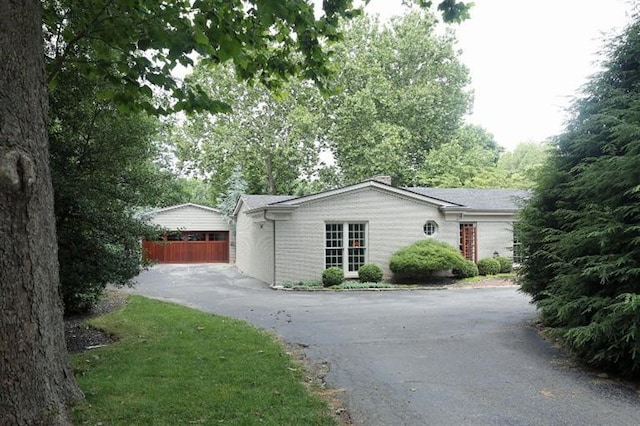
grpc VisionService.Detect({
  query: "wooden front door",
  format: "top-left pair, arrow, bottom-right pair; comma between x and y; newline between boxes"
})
459,223 -> 478,263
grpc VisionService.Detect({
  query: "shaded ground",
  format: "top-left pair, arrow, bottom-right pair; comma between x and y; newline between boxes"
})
64,290 -> 127,353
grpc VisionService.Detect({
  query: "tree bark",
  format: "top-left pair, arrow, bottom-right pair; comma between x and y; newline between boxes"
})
265,153 -> 277,194
0,1 -> 84,424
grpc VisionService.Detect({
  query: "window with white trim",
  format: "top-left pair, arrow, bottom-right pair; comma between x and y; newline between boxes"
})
325,222 -> 367,274
512,232 -> 522,264
423,220 -> 438,236
325,223 -> 343,269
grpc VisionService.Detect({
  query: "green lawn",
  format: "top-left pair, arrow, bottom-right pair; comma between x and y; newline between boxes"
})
457,272 -> 516,284
71,296 -> 335,425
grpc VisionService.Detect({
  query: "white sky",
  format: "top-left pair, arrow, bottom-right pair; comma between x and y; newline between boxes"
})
363,0 -> 635,150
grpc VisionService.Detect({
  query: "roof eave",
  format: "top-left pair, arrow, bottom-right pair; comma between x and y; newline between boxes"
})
442,207 -> 519,215
245,205 -> 298,215
283,180 -> 462,208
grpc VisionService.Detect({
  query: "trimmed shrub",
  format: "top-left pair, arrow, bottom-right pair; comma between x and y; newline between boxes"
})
452,260 -> 479,278
477,258 -> 501,276
495,256 -> 513,273
389,240 -> 466,280
322,267 -> 344,287
358,263 -> 384,283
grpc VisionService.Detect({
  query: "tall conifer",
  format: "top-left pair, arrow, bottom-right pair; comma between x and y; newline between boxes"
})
519,16 -> 640,376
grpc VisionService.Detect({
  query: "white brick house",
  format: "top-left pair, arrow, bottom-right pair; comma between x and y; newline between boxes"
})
233,180 -> 528,285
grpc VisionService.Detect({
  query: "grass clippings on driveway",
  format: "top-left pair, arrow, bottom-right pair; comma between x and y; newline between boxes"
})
71,296 -> 336,425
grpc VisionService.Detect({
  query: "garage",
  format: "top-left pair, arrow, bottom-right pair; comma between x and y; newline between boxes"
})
141,203 -> 231,263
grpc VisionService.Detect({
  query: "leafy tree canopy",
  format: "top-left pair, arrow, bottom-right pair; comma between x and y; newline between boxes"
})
418,136 -> 549,189
417,124 -> 502,187
496,141 -> 550,188
43,0 -> 471,115
324,11 -> 472,185
173,61 -> 325,195
518,14 -> 640,377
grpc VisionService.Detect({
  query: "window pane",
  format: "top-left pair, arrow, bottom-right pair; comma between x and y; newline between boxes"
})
186,232 -> 206,241
325,249 -> 343,269
348,248 -> 366,272
423,221 -> 437,236
207,231 -> 228,241
348,223 -> 366,271
513,233 -> 522,264
348,223 -> 365,248
325,224 -> 343,269
167,231 -> 184,241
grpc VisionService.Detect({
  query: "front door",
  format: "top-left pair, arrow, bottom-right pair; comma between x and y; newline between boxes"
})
459,223 -> 478,263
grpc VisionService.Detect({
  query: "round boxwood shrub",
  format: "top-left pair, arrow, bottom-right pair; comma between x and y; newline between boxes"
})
389,240 -> 466,280
452,260 -> 479,278
477,258 -> 501,276
358,263 -> 384,283
495,256 -> 513,273
322,267 -> 344,287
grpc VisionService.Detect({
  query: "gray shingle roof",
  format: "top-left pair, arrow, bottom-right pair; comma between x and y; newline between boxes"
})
240,194 -> 296,211
404,187 -> 530,211
240,186 -> 529,212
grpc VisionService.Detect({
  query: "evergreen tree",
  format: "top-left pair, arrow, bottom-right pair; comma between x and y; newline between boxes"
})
217,165 -> 248,222
518,16 -> 640,377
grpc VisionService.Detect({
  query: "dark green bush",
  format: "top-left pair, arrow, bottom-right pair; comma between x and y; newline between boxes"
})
495,256 -> 513,273
553,293 -> 640,376
517,17 -> 640,377
389,240 -> 466,280
358,263 -> 384,283
477,258 -> 501,276
322,267 -> 344,287
452,260 -> 479,278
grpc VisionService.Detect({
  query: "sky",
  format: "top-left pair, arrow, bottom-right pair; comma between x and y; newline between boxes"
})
363,0 -> 635,150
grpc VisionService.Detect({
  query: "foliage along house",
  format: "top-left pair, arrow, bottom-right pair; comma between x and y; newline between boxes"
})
142,203 -> 232,264
233,179 -> 528,285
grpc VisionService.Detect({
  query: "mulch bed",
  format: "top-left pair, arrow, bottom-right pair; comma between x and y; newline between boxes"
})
64,290 -> 128,353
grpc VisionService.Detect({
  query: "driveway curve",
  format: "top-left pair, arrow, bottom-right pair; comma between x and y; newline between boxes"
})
128,264 -> 640,425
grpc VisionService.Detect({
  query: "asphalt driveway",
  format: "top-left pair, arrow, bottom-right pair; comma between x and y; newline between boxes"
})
128,264 -> 640,425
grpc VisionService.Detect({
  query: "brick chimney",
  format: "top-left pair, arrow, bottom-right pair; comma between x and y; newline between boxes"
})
370,175 -> 396,186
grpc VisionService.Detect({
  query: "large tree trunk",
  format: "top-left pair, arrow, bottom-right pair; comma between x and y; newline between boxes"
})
0,1 -> 83,424
265,153 -> 277,194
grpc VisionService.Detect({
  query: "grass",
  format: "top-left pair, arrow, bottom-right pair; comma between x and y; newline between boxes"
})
282,280 -> 323,289
71,296 -> 335,425
457,272 -> 517,284
335,281 -> 393,290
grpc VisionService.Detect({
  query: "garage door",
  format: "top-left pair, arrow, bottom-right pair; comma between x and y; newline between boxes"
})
143,231 -> 229,263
